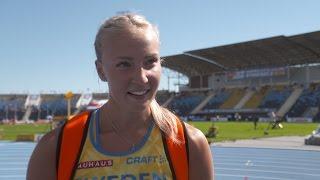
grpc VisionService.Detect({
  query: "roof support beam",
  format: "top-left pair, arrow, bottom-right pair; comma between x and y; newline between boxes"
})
183,52 -> 227,70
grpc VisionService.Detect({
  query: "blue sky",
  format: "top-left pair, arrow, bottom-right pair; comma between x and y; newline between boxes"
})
1,0 -> 320,94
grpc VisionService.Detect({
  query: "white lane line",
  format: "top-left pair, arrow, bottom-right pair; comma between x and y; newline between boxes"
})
216,173 -> 294,180
0,149 -> 34,151
0,156 -> 30,158
215,162 -> 320,171
214,159 -> 320,168
0,157 -> 30,161
215,155 -> 320,164
0,175 -> 25,178
0,167 -> 26,170
216,167 -> 320,177
213,152 -> 320,161
0,162 -> 27,165
214,151 -> 320,157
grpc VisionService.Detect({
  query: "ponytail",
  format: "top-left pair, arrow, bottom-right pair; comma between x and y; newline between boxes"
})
150,99 -> 181,144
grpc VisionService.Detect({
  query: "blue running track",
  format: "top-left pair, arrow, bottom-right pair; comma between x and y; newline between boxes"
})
1,141 -> 320,180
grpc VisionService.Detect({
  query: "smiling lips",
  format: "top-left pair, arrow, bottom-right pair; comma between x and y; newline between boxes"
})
128,89 -> 150,96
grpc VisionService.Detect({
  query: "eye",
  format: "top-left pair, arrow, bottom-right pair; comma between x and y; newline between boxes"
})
116,61 -> 131,68
145,57 -> 159,66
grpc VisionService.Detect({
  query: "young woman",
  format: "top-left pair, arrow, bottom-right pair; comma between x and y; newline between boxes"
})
27,13 -> 214,180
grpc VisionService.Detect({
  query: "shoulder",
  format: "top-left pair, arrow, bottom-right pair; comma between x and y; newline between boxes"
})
184,122 -> 208,147
38,127 -> 61,147
183,122 -> 214,180
27,127 -> 62,180
183,122 -> 209,153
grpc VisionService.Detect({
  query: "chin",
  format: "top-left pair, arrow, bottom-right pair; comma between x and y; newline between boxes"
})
125,101 -> 151,112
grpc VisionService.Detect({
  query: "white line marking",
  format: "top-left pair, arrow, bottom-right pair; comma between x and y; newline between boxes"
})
216,167 -> 320,177
215,162 -> 320,171
214,158 -> 320,167
215,155 -> 320,164
216,173 -> 294,180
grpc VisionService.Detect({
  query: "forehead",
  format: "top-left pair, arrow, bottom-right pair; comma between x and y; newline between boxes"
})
100,27 -> 159,56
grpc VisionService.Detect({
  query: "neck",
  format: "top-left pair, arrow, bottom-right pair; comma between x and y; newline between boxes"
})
100,100 -> 152,131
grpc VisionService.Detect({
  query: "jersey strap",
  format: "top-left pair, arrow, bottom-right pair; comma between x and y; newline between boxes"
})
56,111 -> 91,180
162,118 -> 189,180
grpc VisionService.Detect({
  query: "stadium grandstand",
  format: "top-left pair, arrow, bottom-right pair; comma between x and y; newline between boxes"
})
162,30 -> 320,122
1,31 -> 320,124
0,92 -> 108,123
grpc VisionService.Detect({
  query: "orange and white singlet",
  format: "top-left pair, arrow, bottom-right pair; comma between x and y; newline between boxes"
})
73,109 -> 173,180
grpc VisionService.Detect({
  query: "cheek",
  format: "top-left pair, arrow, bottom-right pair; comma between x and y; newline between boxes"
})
106,71 -> 129,90
150,66 -> 161,87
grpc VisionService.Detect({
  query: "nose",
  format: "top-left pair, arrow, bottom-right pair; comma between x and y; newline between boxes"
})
132,67 -> 149,84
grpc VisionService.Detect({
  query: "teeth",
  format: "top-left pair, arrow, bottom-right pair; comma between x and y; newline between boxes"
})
129,90 -> 148,95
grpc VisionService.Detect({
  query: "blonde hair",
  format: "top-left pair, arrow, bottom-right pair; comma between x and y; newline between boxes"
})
94,13 -> 180,143
94,13 -> 159,61
150,99 -> 180,143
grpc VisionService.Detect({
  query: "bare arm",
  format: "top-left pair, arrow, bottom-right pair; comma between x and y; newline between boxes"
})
185,123 -> 214,180
27,128 -> 60,180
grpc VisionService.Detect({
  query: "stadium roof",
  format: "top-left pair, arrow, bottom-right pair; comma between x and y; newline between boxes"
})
162,31 -> 320,76
163,54 -> 225,76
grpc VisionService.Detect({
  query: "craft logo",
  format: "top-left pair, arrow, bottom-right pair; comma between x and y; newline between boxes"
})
77,159 -> 113,169
126,155 -> 167,165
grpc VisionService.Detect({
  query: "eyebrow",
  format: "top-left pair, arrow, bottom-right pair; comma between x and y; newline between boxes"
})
116,54 -> 159,60
116,56 -> 134,61
144,53 -> 159,59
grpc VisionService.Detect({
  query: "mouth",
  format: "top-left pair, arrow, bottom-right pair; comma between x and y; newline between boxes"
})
127,89 -> 150,96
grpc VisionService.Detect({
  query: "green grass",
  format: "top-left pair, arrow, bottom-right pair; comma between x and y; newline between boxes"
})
0,124 -> 51,141
189,121 -> 319,142
0,122 -> 318,142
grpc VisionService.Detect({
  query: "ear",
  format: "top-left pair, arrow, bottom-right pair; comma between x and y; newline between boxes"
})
95,60 -> 108,82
